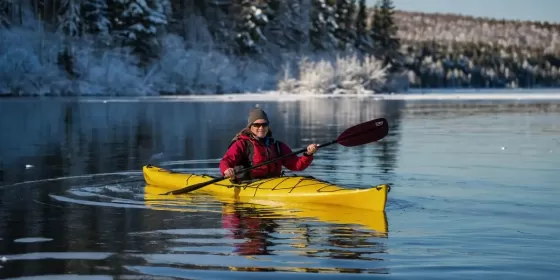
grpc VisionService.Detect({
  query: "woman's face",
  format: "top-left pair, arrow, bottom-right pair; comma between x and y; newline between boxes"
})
250,119 -> 269,138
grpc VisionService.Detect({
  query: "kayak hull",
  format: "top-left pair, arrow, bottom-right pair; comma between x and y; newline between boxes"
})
144,184 -> 389,235
142,165 -> 389,212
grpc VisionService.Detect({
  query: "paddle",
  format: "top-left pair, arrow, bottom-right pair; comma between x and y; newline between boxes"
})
162,117 -> 389,196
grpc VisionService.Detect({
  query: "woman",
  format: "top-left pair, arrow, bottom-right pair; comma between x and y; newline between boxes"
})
219,108 -> 318,181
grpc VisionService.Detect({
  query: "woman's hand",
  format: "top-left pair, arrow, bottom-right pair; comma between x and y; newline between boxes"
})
306,144 -> 318,155
224,168 -> 235,178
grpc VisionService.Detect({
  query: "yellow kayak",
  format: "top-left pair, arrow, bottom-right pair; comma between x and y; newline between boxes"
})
143,165 -> 389,212
144,184 -> 388,235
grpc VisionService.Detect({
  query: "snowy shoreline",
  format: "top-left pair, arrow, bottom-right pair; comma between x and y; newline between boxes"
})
133,92 -> 560,102
2,91 -> 560,103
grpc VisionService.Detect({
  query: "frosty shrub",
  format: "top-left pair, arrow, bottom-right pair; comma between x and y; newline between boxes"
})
0,27 -> 156,96
153,34 -> 238,94
334,55 -> 388,93
0,28 -> 67,95
151,34 -> 277,94
73,39 -> 152,96
277,65 -> 300,93
297,57 -> 336,94
278,54 -> 388,94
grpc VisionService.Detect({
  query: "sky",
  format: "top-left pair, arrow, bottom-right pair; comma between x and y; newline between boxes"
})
369,0 -> 560,23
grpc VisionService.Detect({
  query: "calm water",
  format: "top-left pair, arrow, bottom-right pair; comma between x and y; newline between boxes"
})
1,97 -> 559,279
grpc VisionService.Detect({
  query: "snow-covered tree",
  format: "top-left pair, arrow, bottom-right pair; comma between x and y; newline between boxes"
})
260,0 -> 316,55
58,0 -> 82,37
233,0 -> 269,55
57,0 -> 82,82
108,0 -> 168,62
309,0 -> 338,51
150,0 -> 169,32
0,0 -> 12,27
159,0 -> 171,19
28,0 -> 61,26
82,0 -> 111,35
354,0 -> 372,53
334,0 -> 355,51
370,0 -> 401,71
192,1 -> 234,53
1,0 -> 29,26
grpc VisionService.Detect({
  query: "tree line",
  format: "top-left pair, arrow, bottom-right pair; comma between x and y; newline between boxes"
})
0,0 -> 558,95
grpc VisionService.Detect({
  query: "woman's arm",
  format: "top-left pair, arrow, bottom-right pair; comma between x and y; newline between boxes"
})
219,141 -> 246,175
279,142 -> 314,171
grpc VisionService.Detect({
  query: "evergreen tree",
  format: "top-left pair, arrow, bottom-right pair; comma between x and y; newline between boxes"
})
150,0 -> 168,29
354,0 -> 371,53
160,0 -> 171,19
108,0 -> 168,62
0,0 -> 12,27
2,0 -> 23,25
344,0 -> 356,49
369,0 -> 401,71
202,1 -> 235,54
83,0 -> 111,35
369,3 -> 382,50
262,0 -> 317,53
30,0 -> 60,26
234,0 -> 269,55
334,0 -> 355,51
309,0 -> 338,51
58,0 -> 82,37
261,0 -> 306,52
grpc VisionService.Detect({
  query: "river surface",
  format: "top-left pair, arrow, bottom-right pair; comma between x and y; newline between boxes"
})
1,96 -> 559,279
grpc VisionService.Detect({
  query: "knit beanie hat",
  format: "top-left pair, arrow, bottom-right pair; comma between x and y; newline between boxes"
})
247,108 -> 269,127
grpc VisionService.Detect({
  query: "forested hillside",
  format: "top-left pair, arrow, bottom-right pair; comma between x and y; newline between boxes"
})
395,11 -> 560,88
0,0 -> 558,96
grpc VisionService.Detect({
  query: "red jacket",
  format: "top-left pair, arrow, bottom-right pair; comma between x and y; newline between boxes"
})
219,133 -> 313,179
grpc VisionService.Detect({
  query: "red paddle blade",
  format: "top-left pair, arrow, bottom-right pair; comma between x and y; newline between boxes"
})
336,118 -> 389,147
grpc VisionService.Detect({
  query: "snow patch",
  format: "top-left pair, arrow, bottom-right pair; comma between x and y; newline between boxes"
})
13,237 -> 54,243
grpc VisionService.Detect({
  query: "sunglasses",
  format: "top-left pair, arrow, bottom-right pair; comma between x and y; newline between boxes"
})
251,123 -> 269,128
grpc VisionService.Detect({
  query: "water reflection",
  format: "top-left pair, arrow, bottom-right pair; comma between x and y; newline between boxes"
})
221,203 -> 279,256
140,191 -> 390,274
